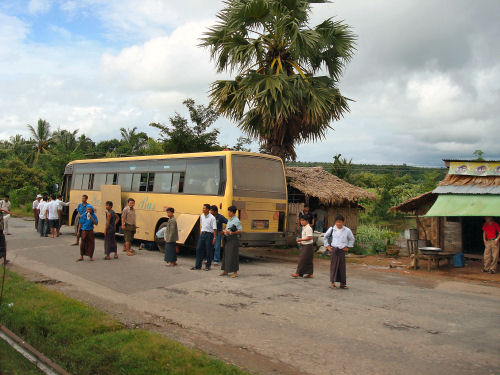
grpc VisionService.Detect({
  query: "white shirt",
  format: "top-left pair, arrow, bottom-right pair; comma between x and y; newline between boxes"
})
32,199 -> 40,210
47,200 -> 60,220
301,224 -> 314,245
38,201 -> 48,219
56,199 -> 70,210
200,213 -> 217,233
324,225 -> 355,248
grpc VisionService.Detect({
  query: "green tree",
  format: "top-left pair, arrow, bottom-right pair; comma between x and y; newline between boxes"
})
473,149 -> 485,161
150,99 -> 221,153
120,127 -> 148,154
202,0 -> 356,160
27,119 -> 53,167
331,153 -> 352,180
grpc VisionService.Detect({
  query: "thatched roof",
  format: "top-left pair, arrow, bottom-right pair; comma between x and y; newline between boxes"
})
389,191 -> 438,214
285,167 -> 376,205
439,174 -> 500,187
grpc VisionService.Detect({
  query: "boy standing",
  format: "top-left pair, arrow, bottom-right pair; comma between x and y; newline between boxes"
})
121,198 -> 137,256
210,205 -> 227,266
38,195 -> 49,237
324,215 -> 355,289
482,217 -> 500,274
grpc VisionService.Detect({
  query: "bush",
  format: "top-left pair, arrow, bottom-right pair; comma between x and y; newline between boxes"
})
9,185 -> 39,208
354,224 -> 399,255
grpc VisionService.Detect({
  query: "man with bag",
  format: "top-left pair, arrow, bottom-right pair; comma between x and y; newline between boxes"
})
122,198 -> 137,257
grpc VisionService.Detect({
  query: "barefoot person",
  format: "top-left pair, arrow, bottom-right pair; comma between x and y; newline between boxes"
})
121,198 -> 137,256
291,217 -> 314,279
72,195 -> 92,246
220,206 -> 242,278
164,207 -> 179,267
77,206 -> 97,262
482,217 -> 500,274
104,201 -> 119,260
324,215 -> 355,289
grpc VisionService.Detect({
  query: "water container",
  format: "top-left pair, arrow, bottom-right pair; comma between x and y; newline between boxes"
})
453,253 -> 465,268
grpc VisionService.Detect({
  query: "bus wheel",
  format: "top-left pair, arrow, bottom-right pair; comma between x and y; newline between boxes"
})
155,221 -> 168,253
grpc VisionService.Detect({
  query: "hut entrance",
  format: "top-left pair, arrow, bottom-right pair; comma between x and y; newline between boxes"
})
462,217 -> 492,255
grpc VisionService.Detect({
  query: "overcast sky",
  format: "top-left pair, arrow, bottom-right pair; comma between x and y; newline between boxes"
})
1,0 -> 499,166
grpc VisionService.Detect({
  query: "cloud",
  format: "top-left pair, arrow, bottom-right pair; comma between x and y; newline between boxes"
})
28,0 -> 52,15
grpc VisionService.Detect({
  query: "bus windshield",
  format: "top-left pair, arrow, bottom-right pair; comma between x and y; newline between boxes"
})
232,155 -> 286,199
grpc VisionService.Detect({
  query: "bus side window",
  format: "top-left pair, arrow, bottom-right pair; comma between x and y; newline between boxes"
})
132,173 -> 141,192
147,173 -> 155,192
94,174 -> 106,190
88,174 -> 95,190
113,173 -> 118,185
139,173 -> 148,192
106,173 -> 118,185
118,173 -> 132,191
82,174 -> 90,190
73,174 -> 83,190
154,173 -> 172,192
171,173 -> 180,193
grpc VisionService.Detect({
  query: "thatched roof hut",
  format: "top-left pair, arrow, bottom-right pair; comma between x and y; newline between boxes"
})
285,167 -> 376,205
389,191 -> 437,214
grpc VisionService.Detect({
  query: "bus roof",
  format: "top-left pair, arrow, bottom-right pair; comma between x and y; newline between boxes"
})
67,151 -> 283,165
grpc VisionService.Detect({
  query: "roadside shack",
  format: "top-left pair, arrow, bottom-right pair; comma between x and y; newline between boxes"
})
391,160 -> 500,260
285,167 -> 375,243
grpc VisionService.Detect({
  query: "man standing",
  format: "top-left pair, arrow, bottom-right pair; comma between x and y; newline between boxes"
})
55,194 -> 69,237
121,198 -> 137,257
191,204 -> 217,271
38,195 -> 49,237
482,217 -> 500,274
76,206 -> 98,262
210,205 -> 227,266
47,194 -> 60,239
312,204 -> 328,233
324,215 -> 355,289
32,194 -> 42,231
0,195 -> 12,235
297,205 -> 314,235
72,195 -> 92,246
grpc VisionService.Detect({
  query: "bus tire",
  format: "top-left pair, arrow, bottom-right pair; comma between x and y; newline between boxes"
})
155,220 -> 168,253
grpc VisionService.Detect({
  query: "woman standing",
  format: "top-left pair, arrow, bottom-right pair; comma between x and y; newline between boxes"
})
76,206 -> 98,262
220,206 -> 243,278
291,217 -> 314,278
164,207 -> 179,266
104,201 -> 119,260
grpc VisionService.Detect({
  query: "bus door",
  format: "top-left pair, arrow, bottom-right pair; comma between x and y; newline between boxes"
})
60,173 -> 72,225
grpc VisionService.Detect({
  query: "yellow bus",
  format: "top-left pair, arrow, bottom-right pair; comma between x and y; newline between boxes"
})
61,151 -> 287,248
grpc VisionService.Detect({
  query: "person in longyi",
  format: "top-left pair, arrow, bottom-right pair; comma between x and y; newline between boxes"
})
76,206 -> 98,262
164,207 -> 179,267
291,216 -> 314,278
219,206 -> 242,278
104,201 -> 119,260
324,215 -> 355,289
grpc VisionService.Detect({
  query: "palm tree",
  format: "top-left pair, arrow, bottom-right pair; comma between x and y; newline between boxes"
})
120,126 -> 148,154
201,0 -> 356,160
28,119 -> 53,166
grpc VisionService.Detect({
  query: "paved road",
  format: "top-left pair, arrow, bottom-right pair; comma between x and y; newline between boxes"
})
5,218 -> 500,375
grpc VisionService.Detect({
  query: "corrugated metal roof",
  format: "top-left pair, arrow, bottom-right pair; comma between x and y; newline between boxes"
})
433,185 -> 500,194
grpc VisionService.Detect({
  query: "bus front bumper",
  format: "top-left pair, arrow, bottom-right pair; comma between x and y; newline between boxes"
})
239,232 -> 286,247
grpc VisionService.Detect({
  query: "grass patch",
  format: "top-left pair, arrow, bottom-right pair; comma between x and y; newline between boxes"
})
0,339 -> 45,375
0,270 -> 251,375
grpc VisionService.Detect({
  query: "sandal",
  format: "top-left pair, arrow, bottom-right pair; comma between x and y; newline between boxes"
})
114,255 -> 118,259
76,258 -> 84,262
290,273 -> 300,278
340,285 -> 348,289
231,274 -> 238,278
304,274 -> 314,279
104,256 -> 111,260
329,284 -> 337,289
219,272 -> 228,276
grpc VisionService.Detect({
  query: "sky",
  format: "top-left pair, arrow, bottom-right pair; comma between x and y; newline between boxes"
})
1,0 -> 499,166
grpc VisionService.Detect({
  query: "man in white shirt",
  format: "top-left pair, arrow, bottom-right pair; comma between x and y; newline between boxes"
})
324,214 -> 355,289
0,195 -> 12,235
47,194 -> 61,238
191,204 -> 217,271
33,194 -> 42,231
55,194 -> 69,237
38,195 -> 49,237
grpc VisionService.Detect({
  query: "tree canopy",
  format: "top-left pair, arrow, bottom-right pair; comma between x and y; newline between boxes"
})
202,0 -> 356,160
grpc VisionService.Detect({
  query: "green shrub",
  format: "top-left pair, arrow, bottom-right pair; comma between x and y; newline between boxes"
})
354,224 -> 399,254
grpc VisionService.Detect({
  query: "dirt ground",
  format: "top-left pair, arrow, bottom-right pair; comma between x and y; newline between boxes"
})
4,218 -> 500,375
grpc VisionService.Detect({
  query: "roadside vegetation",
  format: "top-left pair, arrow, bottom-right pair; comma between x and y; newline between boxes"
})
0,339 -> 45,375
0,270 -> 251,375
